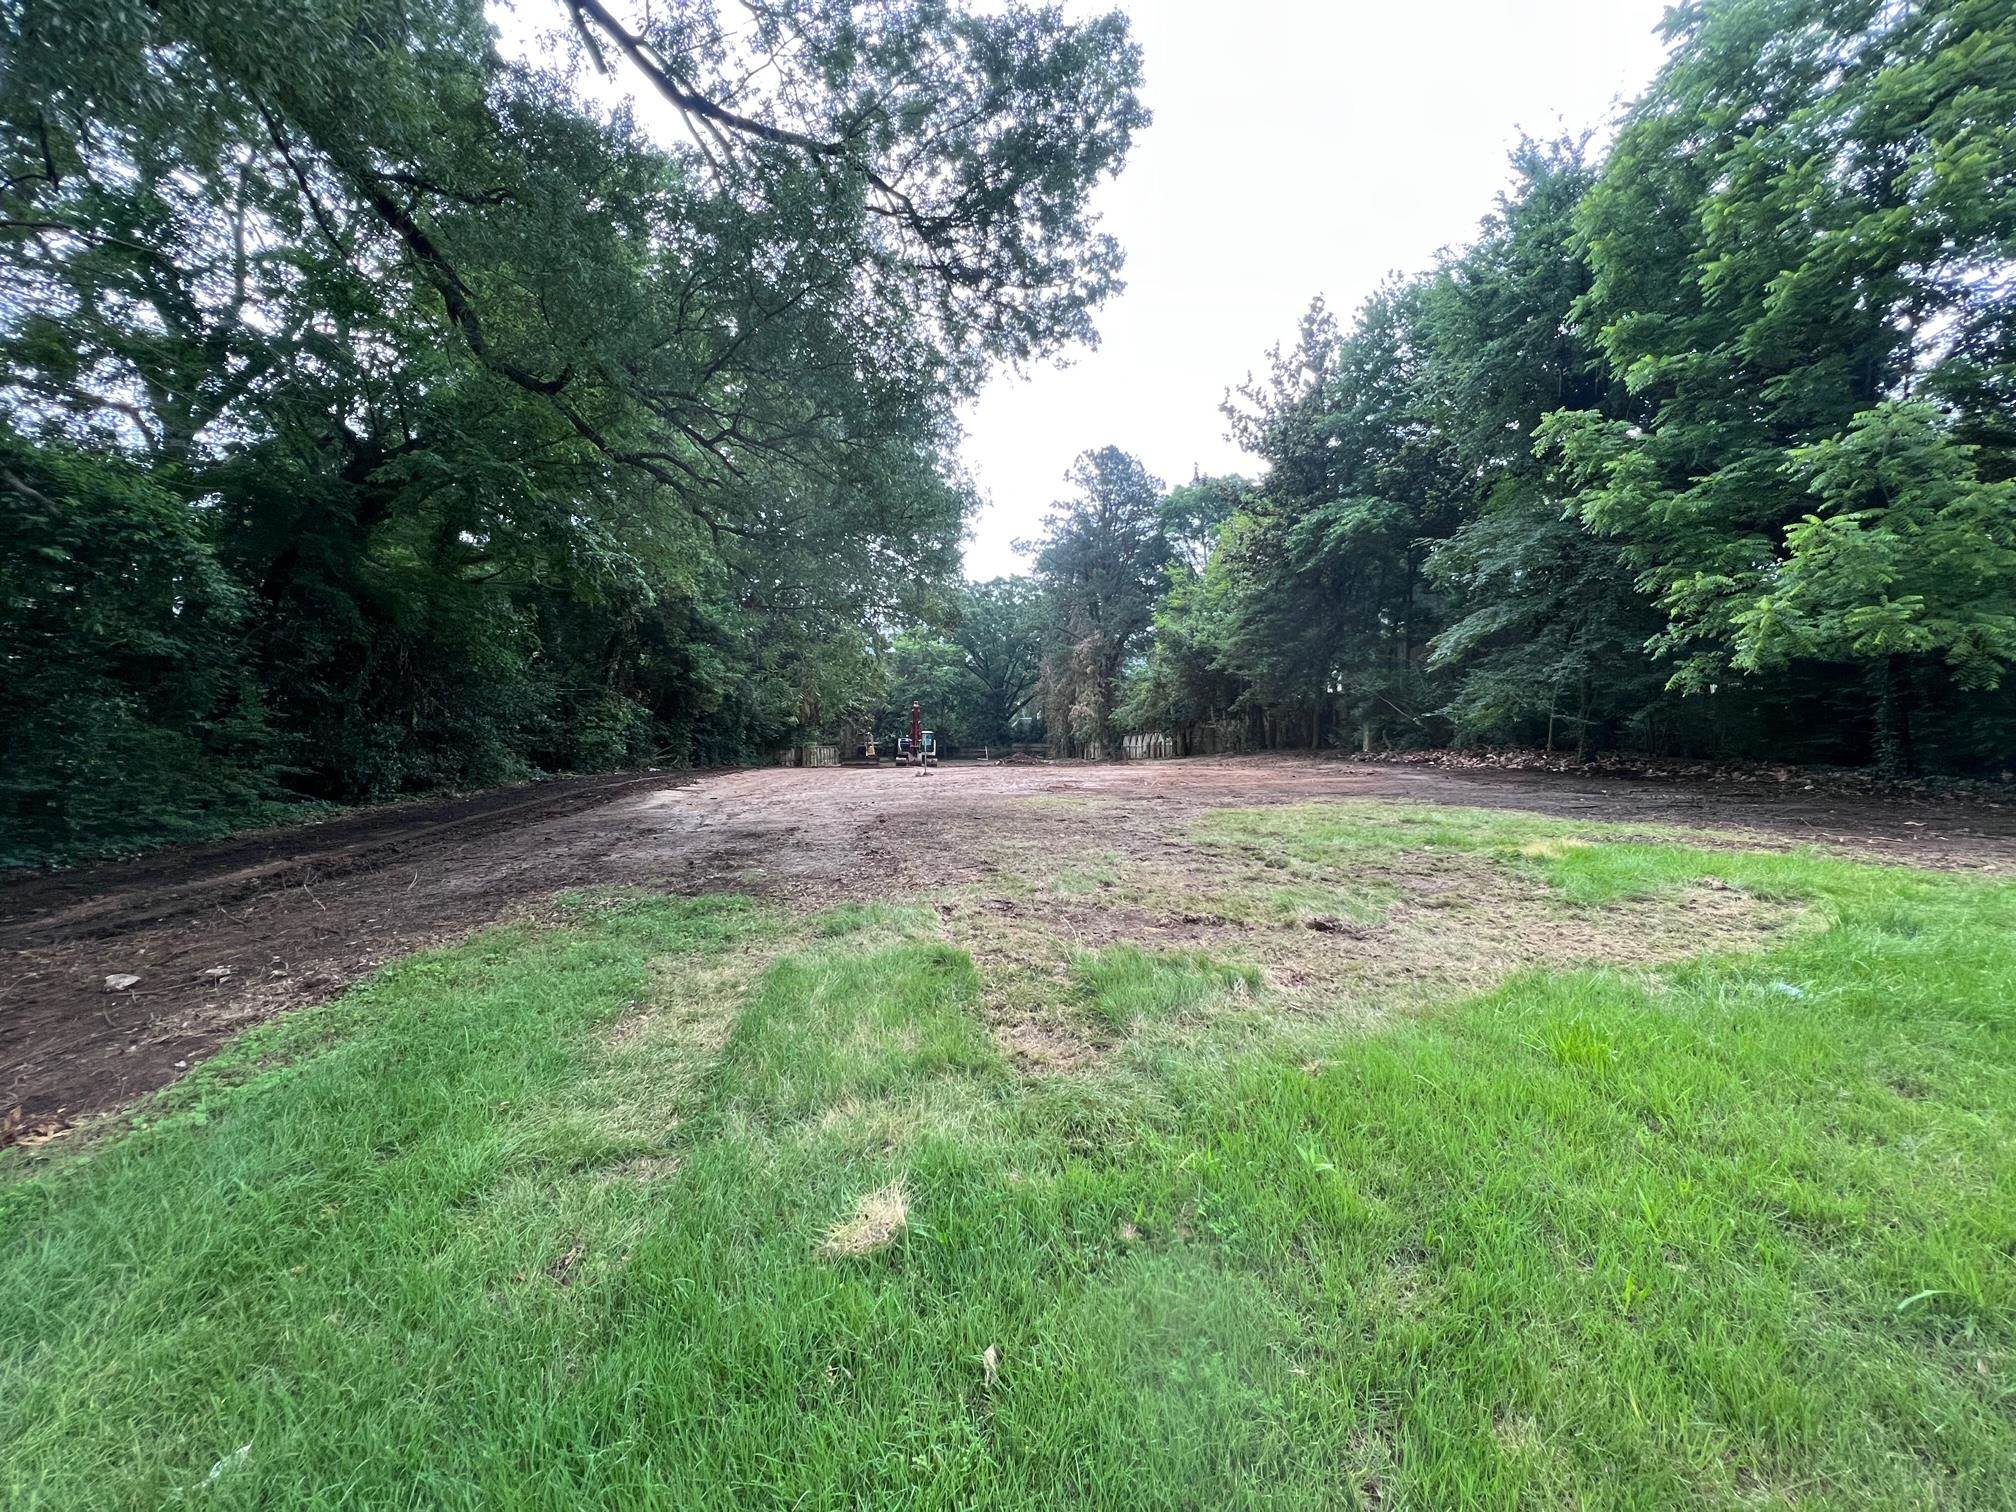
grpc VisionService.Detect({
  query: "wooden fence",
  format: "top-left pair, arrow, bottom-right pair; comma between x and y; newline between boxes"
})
774,744 -> 840,768
1122,732 -> 1176,760
1119,722 -> 1247,761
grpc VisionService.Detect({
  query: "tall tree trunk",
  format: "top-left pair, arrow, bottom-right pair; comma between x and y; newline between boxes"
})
1875,654 -> 1917,776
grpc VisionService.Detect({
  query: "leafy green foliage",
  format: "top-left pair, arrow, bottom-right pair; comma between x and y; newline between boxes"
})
1118,522 -> 1253,739
0,0 -> 1144,860
1734,402 -> 2016,685
1207,283 -> 1465,751
0,427 -> 283,864
1541,0 -> 2016,761
949,577 -> 1050,745
1156,473 -> 1248,575
875,578 -> 1048,751
1417,139 -> 1669,753
1029,447 -> 1171,755
1104,4 -> 2016,773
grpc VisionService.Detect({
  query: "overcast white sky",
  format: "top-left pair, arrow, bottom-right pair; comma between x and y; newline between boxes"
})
499,1 -> 1677,580
957,0 -> 1675,578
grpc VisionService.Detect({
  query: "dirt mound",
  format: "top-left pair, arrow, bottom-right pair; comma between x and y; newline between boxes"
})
1349,747 -> 2015,805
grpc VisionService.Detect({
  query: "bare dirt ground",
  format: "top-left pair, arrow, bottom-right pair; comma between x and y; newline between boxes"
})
6,754 -> 2014,1133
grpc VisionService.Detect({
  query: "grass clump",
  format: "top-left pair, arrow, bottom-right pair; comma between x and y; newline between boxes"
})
1070,944 -> 1261,1032
810,901 -> 940,940
719,939 -> 1000,1127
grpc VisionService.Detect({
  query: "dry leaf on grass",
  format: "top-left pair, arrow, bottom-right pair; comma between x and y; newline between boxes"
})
0,1106 -> 73,1150
548,1241 -> 585,1286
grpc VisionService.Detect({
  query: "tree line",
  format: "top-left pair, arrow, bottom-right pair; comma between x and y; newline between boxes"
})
1024,0 -> 2015,774
0,0 -> 1145,864
6,0 -> 2011,868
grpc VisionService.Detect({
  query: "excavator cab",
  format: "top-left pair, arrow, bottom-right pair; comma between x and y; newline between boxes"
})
893,700 -> 938,766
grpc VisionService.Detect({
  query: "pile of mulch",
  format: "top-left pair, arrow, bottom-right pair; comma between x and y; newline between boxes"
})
1344,747 -> 2013,806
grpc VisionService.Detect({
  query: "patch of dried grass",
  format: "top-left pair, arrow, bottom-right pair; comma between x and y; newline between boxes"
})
1250,861 -> 1808,1015
817,1180 -> 909,1259
806,1096 -> 928,1154
957,851 -> 1809,1062
599,942 -> 773,1058
582,939 -> 779,1150
601,1003 -> 655,1049
994,1018 -> 1096,1071
597,1153 -> 683,1185
1519,838 -> 1593,860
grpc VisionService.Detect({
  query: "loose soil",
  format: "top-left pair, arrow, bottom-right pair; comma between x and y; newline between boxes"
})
7,754 -> 2015,1131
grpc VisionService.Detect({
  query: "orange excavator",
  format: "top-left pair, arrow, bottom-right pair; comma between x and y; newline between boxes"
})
893,700 -> 938,767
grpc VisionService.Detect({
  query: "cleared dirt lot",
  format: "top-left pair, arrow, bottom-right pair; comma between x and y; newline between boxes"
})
5,754 -> 2014,1128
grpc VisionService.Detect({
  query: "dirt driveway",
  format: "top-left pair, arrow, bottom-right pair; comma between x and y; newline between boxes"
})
6,755 -> 2013,1131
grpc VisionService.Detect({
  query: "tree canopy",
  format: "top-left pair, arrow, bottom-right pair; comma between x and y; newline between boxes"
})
6,0 -> 2012,866
1057,0 -> 2016,774
0,0 -> 1144,862
1028,446 -> 1170,755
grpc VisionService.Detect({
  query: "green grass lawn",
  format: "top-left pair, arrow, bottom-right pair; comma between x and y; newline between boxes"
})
3,803 -> 2013,1507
